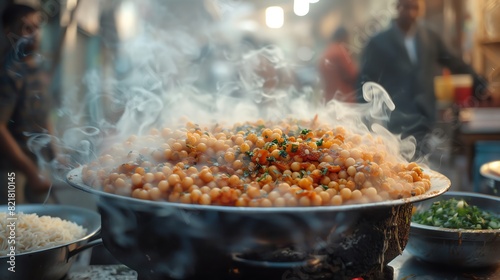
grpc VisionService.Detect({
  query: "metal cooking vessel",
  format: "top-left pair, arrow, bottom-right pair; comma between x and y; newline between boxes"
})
67,167 -> 450,279
480,161 -> 500,196
0,204 -> 101,280
407,191 -> 500,267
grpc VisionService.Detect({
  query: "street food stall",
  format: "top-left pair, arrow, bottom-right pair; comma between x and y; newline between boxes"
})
1,0 -> 500,279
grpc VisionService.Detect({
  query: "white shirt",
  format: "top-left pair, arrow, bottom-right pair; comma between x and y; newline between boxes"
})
404,35 -> 417,64
403,26 -> 418,64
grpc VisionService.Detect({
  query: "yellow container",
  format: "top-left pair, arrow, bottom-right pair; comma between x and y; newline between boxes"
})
434,75 -> 454,102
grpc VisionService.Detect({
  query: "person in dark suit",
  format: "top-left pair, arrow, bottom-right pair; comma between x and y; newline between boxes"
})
357,0 -> 487,156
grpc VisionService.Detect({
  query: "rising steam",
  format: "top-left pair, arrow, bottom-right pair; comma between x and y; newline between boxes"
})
25,0 -> 423,199
22,1 -> 424,278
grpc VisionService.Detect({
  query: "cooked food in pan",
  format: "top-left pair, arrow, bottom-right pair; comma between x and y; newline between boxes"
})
82,118 -> 431,206
0,212 -> 87,255
412,198 -> 500,230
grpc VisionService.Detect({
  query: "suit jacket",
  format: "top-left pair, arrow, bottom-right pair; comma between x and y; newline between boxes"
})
358,20 -> 480,140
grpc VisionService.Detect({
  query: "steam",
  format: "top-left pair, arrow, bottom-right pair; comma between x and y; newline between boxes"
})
21,0 -> 425,278
25,0 -> 421,200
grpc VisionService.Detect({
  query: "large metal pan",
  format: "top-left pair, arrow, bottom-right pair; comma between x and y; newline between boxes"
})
0,204 -> 101,280
67,167 -> 450,280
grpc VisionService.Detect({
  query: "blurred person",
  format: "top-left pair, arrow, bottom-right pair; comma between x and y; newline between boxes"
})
318,26 -> 358,103
0,4 -> 54,204
357,0 -> 487,157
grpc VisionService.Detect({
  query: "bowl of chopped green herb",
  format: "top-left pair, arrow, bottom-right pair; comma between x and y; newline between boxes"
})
407,191 -> 500,267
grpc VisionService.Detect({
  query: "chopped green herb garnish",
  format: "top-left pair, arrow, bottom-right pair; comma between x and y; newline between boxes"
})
280,137 -> 288,147
412,198 -> 500,230
316,138 -> 324,146
279,150 -> 288,158
257,172 -> 269,182
291,144 -> 299,153
301,129 -> 311,135
321,185 -> 329,191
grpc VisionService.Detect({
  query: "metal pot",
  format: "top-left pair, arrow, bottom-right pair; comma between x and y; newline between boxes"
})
407,191 -> 500,267
67,167 -> 450,279
480,161 -> 500,196
0,204 -> 101,280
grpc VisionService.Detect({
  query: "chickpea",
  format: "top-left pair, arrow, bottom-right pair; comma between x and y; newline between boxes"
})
291,163 -> 301,174
339,150 -> 350,158
347,166 -> 357,177
340,188 -> 352,200
181,177 -> 194,190
274,197 -> 286,207
224,152 -> 235,163
168,174 -> 181,186
297,196 -> 310,207
247,186 -> 261,199
260,198 -> 272,207
310,193 -> 322,206
286,197 -> 298,207
199,171 -> 214,183
149,187 -> 162,201
319,191 -> 330,204
144,173 -> 155,183
351,190 -> 362,201
91,120 -> 432,207
240,143 -> 250,153
199,193 -> 211,205
330,195 -> 343,206
235,197 -> 247,207
131,173 -> 142,186
114,178 -> 126,188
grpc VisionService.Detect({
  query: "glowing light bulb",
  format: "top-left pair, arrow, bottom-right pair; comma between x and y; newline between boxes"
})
266,6 -> 284,29
294,0 -> 310,16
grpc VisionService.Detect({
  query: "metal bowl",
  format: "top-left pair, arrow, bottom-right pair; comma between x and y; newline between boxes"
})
407,191 -> 500,267
67,167 -> 450,279
0,204 -> 102,280
480,161 -> 500,196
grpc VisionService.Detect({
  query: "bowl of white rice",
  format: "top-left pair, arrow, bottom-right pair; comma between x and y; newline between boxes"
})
0,204 -> 101,280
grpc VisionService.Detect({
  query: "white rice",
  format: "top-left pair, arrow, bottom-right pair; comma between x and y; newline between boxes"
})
0,212 -> 87,255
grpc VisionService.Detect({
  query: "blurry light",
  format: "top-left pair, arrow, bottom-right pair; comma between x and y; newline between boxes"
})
297,46 -> 314,61
294,0 -> 310,16
266,6 -> 284,29
116,0 -> 138,40
309,0 -> 320,3
238,20 -> 258,32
